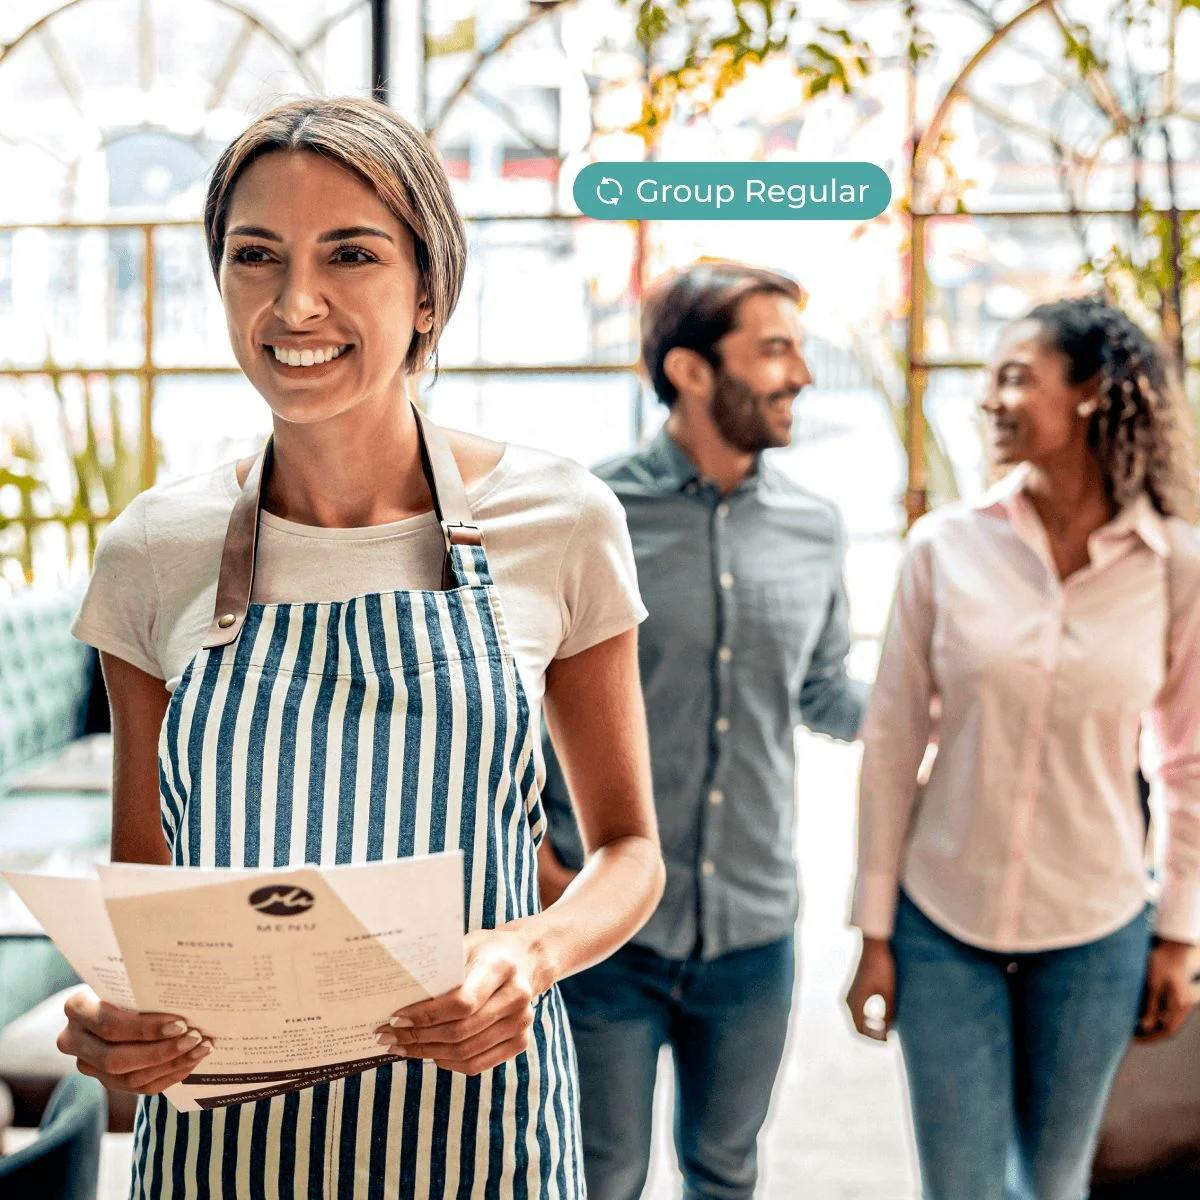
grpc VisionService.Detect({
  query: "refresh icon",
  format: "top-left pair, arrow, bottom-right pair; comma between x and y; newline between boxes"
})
596,176 -> 623,206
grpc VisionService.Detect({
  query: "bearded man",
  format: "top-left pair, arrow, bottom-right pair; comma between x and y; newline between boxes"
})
539,260 -> 869,1200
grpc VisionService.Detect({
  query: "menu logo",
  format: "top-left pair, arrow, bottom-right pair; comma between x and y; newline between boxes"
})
249,886 -> 316,917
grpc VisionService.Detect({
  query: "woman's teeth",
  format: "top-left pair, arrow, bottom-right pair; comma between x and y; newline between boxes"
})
270,344 -> 350,367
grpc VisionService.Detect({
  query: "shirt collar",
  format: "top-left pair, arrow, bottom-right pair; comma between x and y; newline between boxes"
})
975,463 -> 1171,558
1102,493 -> 1172,557
643,427 -> 764,496
644,427 -> 701,491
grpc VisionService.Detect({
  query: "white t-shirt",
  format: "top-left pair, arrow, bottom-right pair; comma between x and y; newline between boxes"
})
71,443 -> 647,732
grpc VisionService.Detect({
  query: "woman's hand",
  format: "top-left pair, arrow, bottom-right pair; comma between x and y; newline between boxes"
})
1136,939 -> 1198,1042
844,937 -> 896,1042
376,929 -> 540,1075
57,988 -> 212,1095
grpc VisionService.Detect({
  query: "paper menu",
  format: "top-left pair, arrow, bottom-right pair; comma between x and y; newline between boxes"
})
3,853 -> 465,1111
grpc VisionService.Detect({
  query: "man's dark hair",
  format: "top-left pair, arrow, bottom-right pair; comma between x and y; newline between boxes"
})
641,260 -> 806,407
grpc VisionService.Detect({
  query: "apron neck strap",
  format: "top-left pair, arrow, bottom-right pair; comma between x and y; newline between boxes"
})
202,403 -> 481,650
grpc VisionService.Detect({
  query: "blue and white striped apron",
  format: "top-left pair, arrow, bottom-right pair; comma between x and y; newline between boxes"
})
131,406 -> 584,1198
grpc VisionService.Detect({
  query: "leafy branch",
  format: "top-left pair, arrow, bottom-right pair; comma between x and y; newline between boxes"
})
614,2 -> 872,142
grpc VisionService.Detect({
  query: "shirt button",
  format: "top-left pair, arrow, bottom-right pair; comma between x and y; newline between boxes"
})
718,646 -> 733,663
709,788 -> 724,805
714,716 -> 730,734
719,572 -> 735,589
702,860 -> 716,877
716,503 -> 729,519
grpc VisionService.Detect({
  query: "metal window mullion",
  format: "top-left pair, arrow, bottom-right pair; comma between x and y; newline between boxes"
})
141,224 -> 155,492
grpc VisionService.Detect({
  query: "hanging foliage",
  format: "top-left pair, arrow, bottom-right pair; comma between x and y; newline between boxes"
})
614,1 -> 872,141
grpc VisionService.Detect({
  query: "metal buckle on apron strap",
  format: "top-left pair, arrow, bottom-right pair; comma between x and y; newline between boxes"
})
439,521 -> 483,590
442,521 -> 483,551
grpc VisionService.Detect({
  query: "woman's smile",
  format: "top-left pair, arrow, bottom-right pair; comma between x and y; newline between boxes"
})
263,341 -> 356,375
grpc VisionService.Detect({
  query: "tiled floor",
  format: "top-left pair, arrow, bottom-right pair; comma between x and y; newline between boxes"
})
95,734 -> 915,1199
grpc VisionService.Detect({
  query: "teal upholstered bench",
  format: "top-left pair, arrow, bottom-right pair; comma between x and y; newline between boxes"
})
0,587 -> 94,792
0,587 -> 109,1028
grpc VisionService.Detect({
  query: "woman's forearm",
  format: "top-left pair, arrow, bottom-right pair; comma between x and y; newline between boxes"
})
508,834 -> 665,995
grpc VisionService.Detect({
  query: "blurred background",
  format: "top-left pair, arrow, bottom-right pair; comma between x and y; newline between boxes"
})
1,2 -> 1199,1197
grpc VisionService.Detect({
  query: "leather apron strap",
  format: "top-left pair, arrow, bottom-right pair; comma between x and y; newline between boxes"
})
202,403 -> 481,650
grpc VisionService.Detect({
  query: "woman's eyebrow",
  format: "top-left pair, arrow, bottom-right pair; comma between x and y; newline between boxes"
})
225,224 -> 395,244
319,226 -> 395,243
227,224 -> 280,240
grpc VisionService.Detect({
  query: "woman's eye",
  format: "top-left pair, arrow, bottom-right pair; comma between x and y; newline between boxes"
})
334,246 -> 377,265
230,245 -> 271,265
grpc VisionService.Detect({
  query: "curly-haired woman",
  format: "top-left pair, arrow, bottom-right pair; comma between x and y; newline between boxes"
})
845,297 -> 1200,1200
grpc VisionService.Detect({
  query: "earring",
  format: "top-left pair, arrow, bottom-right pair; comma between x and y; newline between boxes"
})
1077,400 -> 1098,417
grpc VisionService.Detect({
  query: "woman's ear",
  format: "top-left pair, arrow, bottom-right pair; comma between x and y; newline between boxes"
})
415,291 -> 434,334
1075,371 -> 1104,419
1076,380 -> 1103,418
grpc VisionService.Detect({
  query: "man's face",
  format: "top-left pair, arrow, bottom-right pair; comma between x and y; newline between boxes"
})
708,290 -> 813,452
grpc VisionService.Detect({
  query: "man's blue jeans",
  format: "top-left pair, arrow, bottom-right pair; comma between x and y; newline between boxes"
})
559,935 -> 795,1200
891,891 -> 1152,1200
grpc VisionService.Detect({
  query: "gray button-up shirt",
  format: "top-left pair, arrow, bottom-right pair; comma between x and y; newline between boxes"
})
542,428 -> 868,960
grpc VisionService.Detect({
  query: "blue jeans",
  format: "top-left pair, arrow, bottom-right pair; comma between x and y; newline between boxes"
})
559,936 -> 795,1200
891,892 -> 1152,1200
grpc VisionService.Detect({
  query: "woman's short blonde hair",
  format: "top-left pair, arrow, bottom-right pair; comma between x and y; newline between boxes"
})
203,96 -> 467,374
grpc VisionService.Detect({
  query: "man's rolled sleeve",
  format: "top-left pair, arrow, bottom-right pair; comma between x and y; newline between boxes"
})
797,521 -> 868,742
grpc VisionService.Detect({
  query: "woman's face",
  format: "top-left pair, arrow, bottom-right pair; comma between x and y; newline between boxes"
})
218,150 -> 429,426
980,319 -> 1095,467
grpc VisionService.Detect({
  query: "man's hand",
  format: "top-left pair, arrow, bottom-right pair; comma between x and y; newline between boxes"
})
57,988 -> 212,1094
1136,939 -> 1198,1042
376,929 -> 539,1075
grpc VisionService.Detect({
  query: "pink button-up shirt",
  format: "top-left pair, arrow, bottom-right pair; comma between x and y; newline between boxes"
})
852,467 -> 1200,951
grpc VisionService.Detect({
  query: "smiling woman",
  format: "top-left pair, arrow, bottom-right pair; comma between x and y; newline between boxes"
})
60,96 -> 664,1200
846,296 -> 1200,1200
204,97 -> 467,377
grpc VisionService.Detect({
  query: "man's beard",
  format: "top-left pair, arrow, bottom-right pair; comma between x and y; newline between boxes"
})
709,366 -> 795,453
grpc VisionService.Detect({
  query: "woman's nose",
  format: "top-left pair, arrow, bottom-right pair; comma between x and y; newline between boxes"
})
273,264 -> 328,326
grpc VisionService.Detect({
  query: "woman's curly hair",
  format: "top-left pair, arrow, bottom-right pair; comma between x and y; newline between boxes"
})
1026,297 -> 1199,520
